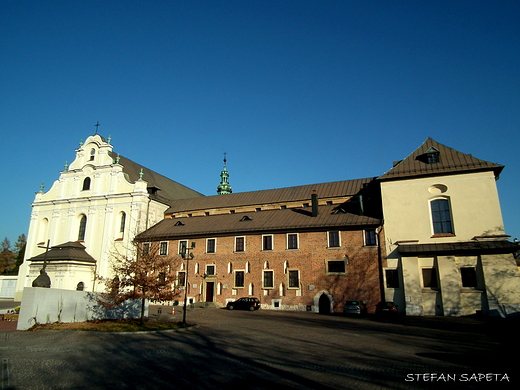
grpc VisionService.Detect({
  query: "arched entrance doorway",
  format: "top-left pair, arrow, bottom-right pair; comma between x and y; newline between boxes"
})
318,293 -> 331,314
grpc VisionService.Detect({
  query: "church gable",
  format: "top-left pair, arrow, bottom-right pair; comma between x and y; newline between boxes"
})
378,138 -> 504,181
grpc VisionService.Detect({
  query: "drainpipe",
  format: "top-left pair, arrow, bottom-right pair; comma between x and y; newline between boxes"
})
376,225 -> 386,303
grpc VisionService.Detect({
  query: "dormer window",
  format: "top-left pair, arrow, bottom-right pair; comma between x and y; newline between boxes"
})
425,147 -> 440,164
89,148 -> 95,161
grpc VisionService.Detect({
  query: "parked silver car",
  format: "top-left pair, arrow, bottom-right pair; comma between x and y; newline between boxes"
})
343,300 -> 367,315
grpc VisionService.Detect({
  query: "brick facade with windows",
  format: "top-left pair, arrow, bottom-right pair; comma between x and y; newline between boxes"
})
136,178 -> 385,313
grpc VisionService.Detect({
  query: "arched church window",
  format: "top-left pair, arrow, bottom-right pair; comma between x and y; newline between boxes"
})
90,148 -> 95,161
120,212 -> 126,233
76,282 -> 85,291
78,215 -> 87,241
82,177 -> 91,191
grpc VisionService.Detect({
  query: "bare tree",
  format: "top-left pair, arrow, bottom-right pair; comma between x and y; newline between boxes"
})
97,241 -> 182,324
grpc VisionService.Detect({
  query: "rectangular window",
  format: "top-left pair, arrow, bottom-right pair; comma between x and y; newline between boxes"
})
431,199 -> 454,234
159,242 -> 168,256
327,260 -> 346,273
142,243 -> 150,256
385,269 -> 400,288
206,238 -> 216,254
177,271 -> 186,287
235,270 -> 245,288
235,237 -> 245,252
287,233 -> 298,250
364,229 -> 377,246
422,268 -> 438,288
206,265 -> 216,276
262,235 -> 273,251
288,269 -> 300,289
179,240 -> 188,255
460,267 -> 477,288
328,231 -> 340,247
263,270 -> 274,289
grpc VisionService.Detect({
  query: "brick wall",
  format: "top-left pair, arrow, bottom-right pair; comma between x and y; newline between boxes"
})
162,228 -> 384,313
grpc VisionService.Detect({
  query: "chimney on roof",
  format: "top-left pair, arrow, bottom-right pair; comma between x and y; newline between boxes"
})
311,190 -> 318,217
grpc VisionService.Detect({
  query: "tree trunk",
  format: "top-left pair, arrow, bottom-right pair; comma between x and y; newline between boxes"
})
140,297 -> 146,325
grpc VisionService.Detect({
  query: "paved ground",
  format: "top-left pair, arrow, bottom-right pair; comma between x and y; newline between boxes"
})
1,306 -> 517,389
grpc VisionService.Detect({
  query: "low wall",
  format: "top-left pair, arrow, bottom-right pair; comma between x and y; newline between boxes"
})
17,287 -> 148,330
0,275 -> 18,298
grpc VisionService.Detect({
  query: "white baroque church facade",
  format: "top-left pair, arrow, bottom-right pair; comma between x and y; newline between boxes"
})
14,133 -> 203,300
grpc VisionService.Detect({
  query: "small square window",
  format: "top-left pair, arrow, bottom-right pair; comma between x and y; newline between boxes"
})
327,260 -> 346,273
206,265 -> 216,276
385,269 -> 400,288
460,267 -> 477,288
422,268 -> 438,288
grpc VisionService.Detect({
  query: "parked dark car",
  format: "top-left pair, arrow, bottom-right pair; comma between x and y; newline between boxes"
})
375,301 -> 398,316
226,297 -> 260,311
343,300 -> 367,315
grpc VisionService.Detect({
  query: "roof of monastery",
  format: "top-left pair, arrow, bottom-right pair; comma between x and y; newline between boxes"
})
378,138 -> 504,181
28,241 -> 96,263
136,203 -> 381,241
111,153 -> 204,201
165,177 -> 376,214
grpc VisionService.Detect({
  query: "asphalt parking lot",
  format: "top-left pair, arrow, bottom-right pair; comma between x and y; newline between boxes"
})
1,307 -> 517,389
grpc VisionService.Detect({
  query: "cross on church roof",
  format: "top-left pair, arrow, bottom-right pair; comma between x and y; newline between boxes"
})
94,121 -> 100,134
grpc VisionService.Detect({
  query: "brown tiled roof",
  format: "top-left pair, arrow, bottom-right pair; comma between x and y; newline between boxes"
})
109,153 -> 204,201
378,138 -> 504,181
28,242 -> 97,263
398,241 -> 518,256
136,204 -> 381,241
165,178 -> 376,214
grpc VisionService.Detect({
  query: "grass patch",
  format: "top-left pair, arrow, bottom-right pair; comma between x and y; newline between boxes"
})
27,319 -> 195,332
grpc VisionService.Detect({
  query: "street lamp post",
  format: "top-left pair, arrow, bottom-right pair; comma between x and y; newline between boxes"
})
180,241 -> 195,325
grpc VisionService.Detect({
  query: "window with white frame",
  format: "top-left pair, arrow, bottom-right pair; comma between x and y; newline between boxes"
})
326,259 -> 346,274
178,240 -> 188,255
263,270 -> 274,289
206,264 -> 216,276
235,236 -> 245,252
206,238 -> 216,254
364,229 -> 377,246
430,198 -> 454,235
159,242 -> 168,256
328,231 -> 340,247
287,269 -> 300,289
287,233 -> 298,250
262,234 -> 273,251
234,270 -> 245,288
177,271 -> 186,287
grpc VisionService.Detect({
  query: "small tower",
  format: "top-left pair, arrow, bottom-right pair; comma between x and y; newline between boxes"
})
217,153 -> 232,195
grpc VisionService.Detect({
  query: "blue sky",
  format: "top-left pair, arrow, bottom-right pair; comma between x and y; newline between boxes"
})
1,1 -> 519,245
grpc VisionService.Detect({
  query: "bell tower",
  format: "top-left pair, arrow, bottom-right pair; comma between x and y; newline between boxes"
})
217,153 -> 232,195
